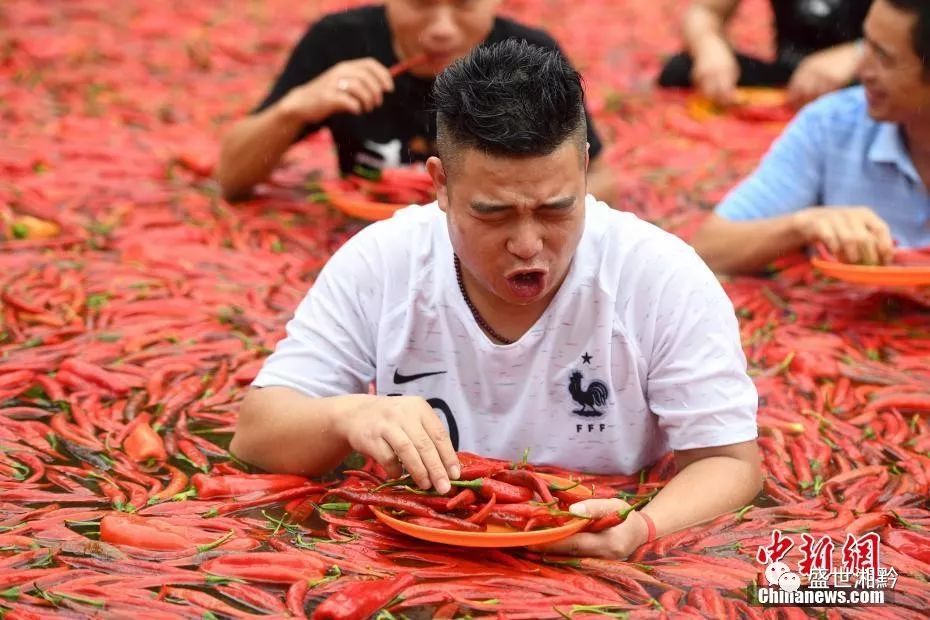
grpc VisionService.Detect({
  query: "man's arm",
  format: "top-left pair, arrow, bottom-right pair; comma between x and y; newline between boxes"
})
648,440 -> 762,533
218,59 -> 393,201
683,0 -> 742,104
691,212 -> 806,274
691,99 -> 827,273
787,41 -> 863,108
229,227 -> 459,491
682,0 -> 740,53
692,208 -> 895,274
537,238 -> 760,559
537,441 -> 760,559
231,388 -> 458,492
216,16 -> 394,201
217,104 -> 309,202
232,388 -> 372,476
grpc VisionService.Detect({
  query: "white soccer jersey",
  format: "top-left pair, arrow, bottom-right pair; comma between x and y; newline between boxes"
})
253,198 -> 758,474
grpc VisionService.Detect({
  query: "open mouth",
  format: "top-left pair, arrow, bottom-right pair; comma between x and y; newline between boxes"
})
506,270 -> 546,299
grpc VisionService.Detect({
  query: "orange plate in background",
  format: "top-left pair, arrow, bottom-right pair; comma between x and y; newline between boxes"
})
811,257 -> 930,286
371,473 -> 593,548
732,87 -> 787,107
688,88 -> 789,121
320,182 -> 407,222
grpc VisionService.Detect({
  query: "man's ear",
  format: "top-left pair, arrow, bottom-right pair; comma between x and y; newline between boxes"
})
584,142 -> 590,173
426,156 -> 449,212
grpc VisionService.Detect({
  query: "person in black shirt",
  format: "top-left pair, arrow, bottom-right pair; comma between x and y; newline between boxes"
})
218,2 -> 614,203
658,0 -> 872,107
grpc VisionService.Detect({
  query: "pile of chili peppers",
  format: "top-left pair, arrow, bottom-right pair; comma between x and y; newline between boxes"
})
2,0 -> 929,618
324,454 -> 628,534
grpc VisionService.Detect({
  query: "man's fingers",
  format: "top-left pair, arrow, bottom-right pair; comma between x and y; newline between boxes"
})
567,498 -> 632,519
421,412 -> 461,481
855,223 -> 880,266
402,422 -> 451,494
370,438 -> 404,479
338,77 -> 378,113
350,68 -> 387,109
331,91 -> 363,116
382,427 -> 432,490
863,216 -> 895,264
812,219 -> 841,257
362,59 -> 395,92
835,216 -> 872,264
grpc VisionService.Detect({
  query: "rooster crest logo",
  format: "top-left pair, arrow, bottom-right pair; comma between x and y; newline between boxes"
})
568,370 -> 608,417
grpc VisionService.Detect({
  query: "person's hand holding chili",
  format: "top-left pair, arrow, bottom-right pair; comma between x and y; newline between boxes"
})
278,58 -> 395,123
532,498 -> 652,559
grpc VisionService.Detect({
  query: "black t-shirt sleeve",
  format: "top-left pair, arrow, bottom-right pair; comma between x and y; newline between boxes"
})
492,22 -> 604,160
252,18 -> 339,136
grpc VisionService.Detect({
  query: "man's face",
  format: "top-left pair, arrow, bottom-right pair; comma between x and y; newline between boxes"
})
860,0 -> 930,126
427,140 -> 588,310
385,0 -> 499,77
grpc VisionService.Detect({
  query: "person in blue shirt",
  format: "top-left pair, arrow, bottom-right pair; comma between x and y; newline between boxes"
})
692,0 -> 930,275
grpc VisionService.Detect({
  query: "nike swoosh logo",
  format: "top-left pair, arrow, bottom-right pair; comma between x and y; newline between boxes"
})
393,369 -> 447,384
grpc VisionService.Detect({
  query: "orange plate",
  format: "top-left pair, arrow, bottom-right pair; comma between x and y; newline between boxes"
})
688,88 -> 787,120
323,188 -> 407,222
371,473 -> 593,548
733,87 -> 787,107
811,257 -> 930,286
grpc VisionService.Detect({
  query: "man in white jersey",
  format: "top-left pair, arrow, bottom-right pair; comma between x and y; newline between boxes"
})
232,40 -> 762,559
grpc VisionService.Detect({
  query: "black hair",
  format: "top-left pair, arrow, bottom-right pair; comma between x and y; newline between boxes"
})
432,38 -> 587,166
885,0 -> 930,72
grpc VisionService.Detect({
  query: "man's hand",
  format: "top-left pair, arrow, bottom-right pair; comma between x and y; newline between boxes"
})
333,395 -> 460,494
531,498 -> 649,560
792,206 -> 894,265
691,36 -> 740,106
278,58 -> 394,125
787,43 -> 862,108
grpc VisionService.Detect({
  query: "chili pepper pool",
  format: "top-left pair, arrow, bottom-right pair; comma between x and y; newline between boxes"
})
2,0 -> 929,618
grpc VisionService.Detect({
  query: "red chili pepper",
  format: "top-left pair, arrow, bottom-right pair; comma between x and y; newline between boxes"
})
162,587 -> 246,617
380,492 -> 455,512
191,472 -> 311,498
286,578 -> 310,617
176,437 -> 209,471
388,54 -> 429,78
98,478 -> 128,508
328,488 -> 482,531
148,464 -> 188,502
59,357 -> 131,394
885,529 -> 930,563
341,468 -> 384,485
466,493 -> 497,524
100,514 -> 252,552
347,503 -> 374,519
214,485 -> 326,515
449,478 -> 533,503
201,552 -> 328,584
491,469 -> 555,504
122,417 -> 167,462
312,573 -> 416,620
446,488 -> 477,510
50,411 -> 102,450
216,582 -> 289,614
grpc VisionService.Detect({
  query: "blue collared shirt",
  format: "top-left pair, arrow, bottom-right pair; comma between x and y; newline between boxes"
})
716,87 -> 930,248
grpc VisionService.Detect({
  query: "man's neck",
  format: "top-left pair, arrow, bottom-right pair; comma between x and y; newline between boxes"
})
461,268 -> 560,344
